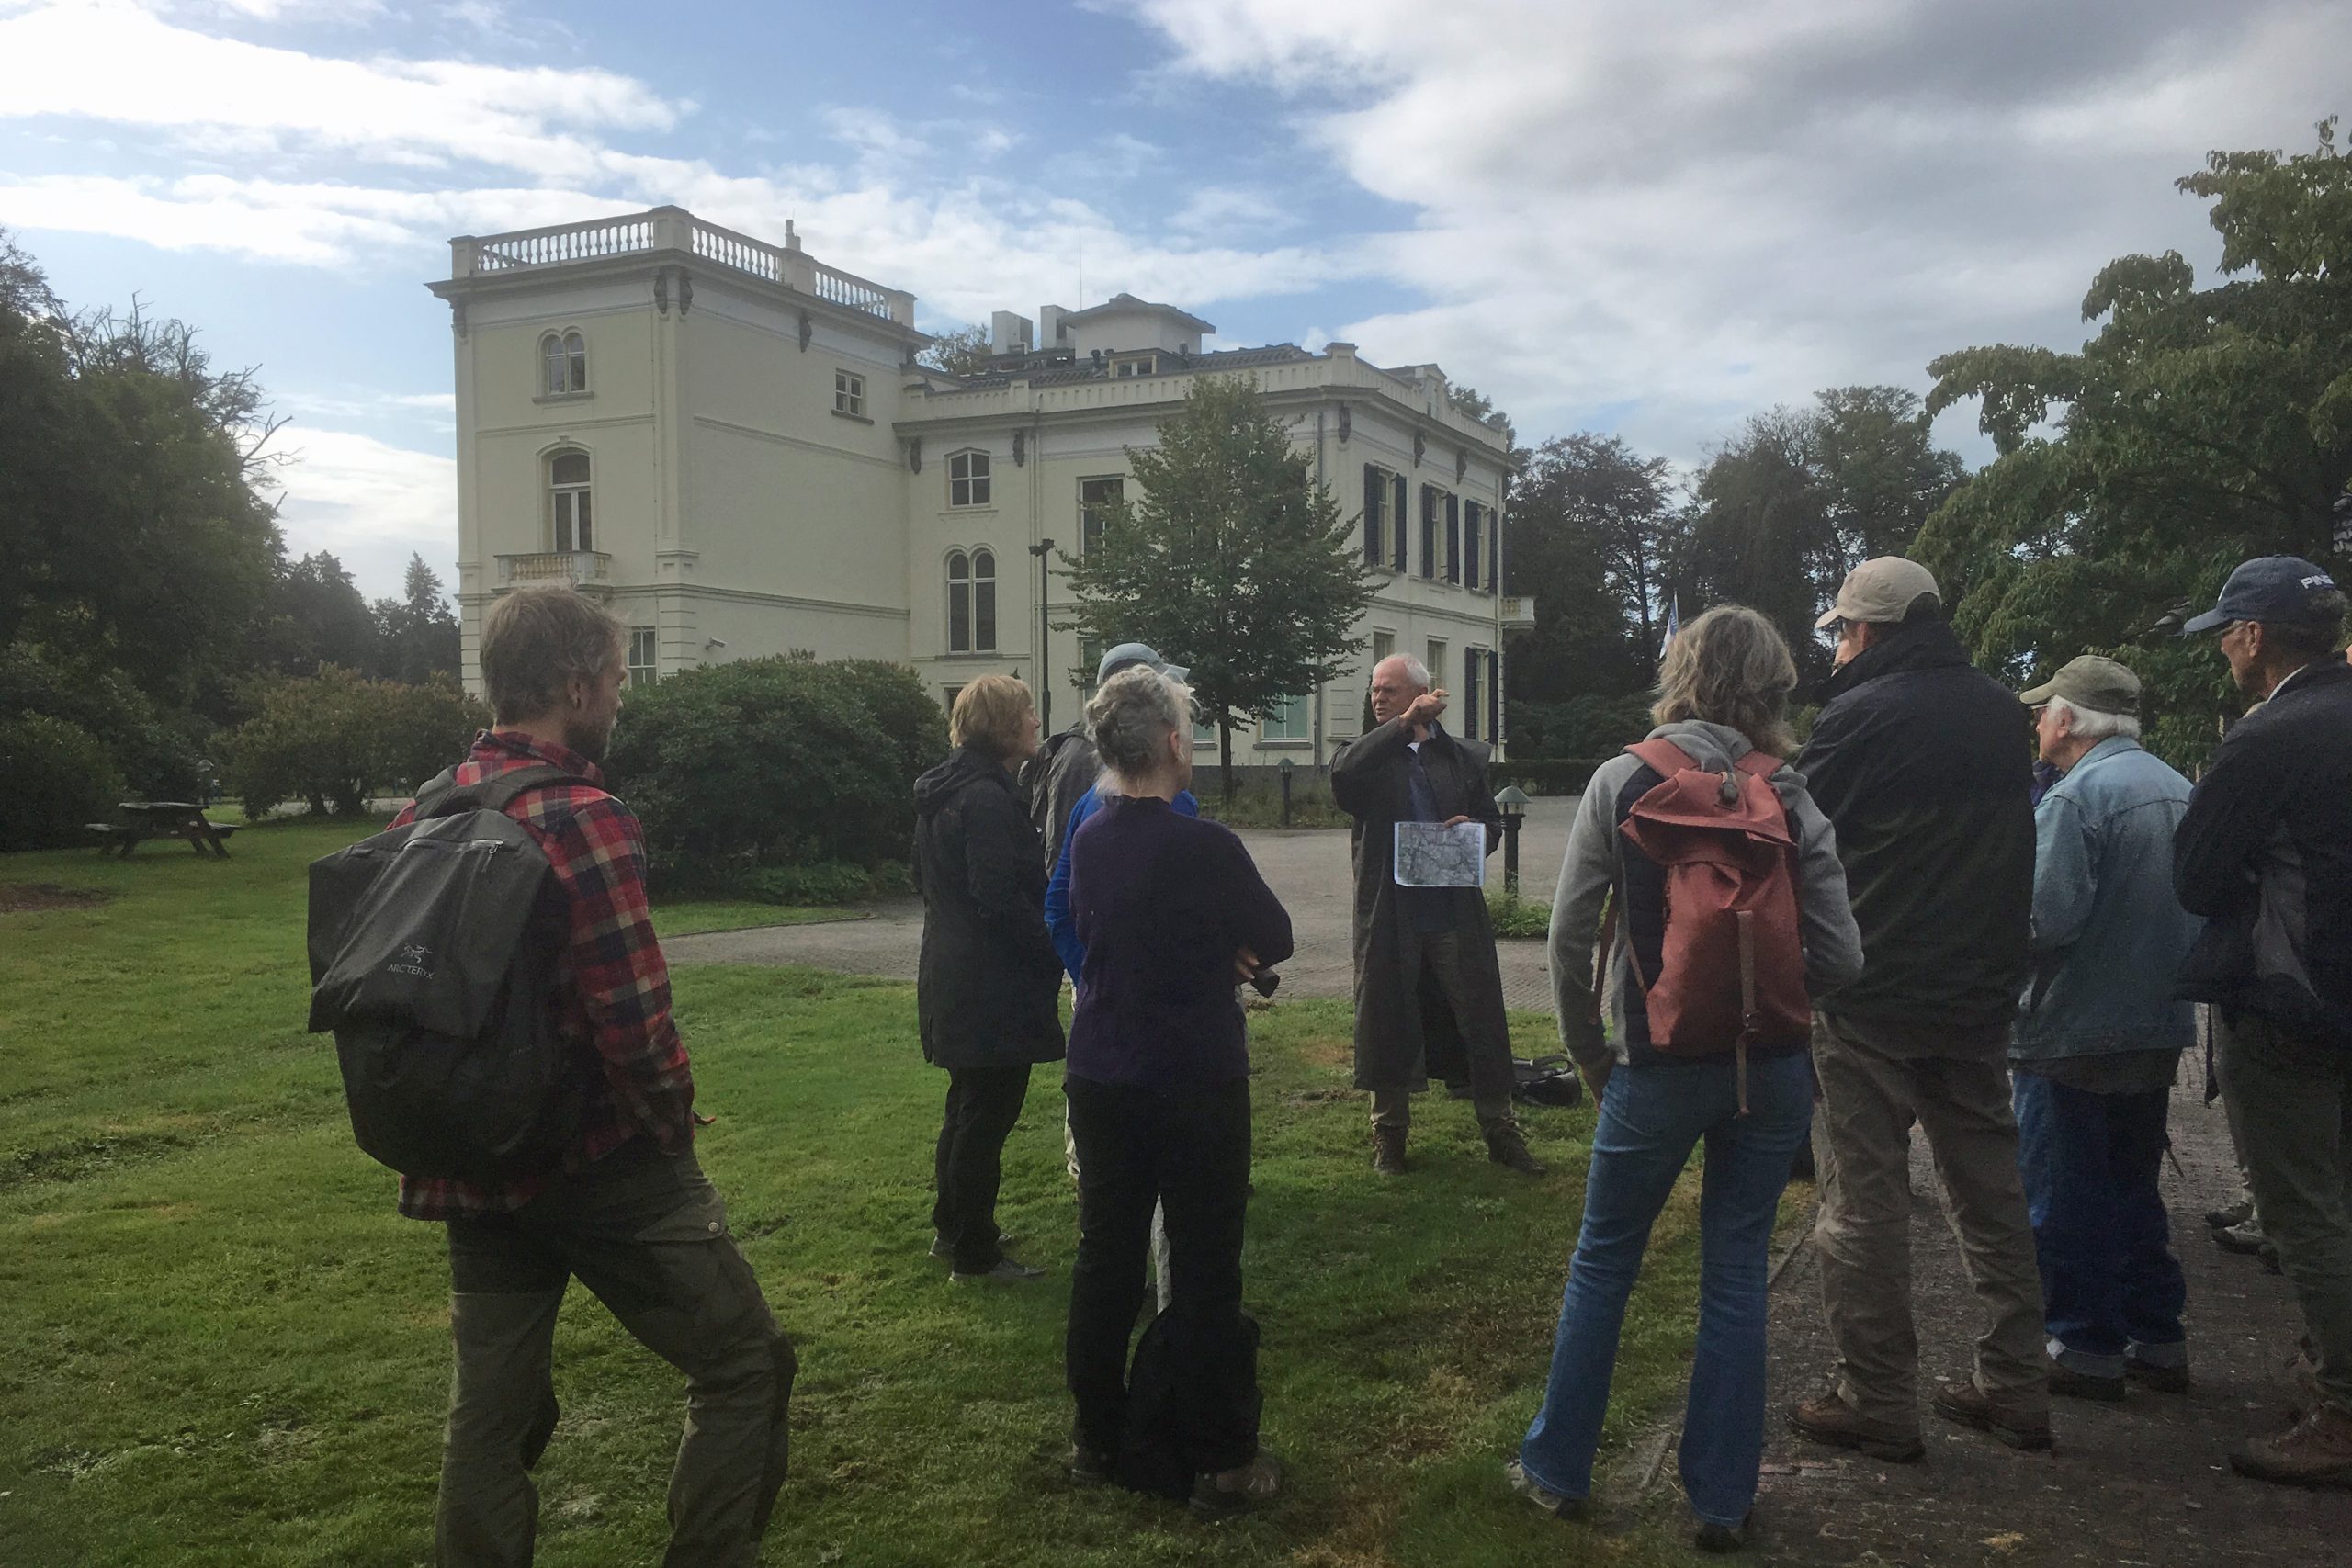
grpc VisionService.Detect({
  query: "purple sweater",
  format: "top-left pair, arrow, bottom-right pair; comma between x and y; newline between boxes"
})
1066,795 -> 1295,1089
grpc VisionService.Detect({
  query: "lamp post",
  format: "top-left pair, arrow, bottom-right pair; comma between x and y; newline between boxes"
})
1279,754 -> 1295,828
1028,539 -> 1056,729
1495,784 -> 1531,897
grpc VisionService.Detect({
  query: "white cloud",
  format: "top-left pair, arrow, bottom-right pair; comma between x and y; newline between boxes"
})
270,425 -> 458,593
1114,0 -> 2352,459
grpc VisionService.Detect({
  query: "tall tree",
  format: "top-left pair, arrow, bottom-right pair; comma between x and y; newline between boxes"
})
1061,376 -> 1377,800
372,554 -> 462,683
276,552 -> 379,676
919,321 -> 993,378
1917,118 -> 2352,766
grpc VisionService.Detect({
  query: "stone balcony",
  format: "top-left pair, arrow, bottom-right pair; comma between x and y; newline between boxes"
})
495,550 -> 614,593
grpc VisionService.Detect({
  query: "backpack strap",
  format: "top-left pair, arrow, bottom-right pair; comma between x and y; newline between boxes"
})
1733,750 -> 1783,781
1624,738 -> 1697,779
416,763 -> 595,822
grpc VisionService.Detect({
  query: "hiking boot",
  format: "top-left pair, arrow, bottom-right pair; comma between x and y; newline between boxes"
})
1485,1122 -> 1546,1176
1694,1514 -> 1751,1554
2124,1357 -> 2193,1395
1066,1442 -> 1114,1487
1503,1457 -> 1587,1520
1932,1381 -> 2052,1451
2048,1359 -> 2126,1404
950,1257 -> 1045,1285
2229,1404 -> 2352,1490
1786,1392 -> 1923,1462
2217,1217 -> 2269,1255
1190,1450 -> 1283,1517
1373,1125 -> 1408,1177
2206,1197 -> 2255,1229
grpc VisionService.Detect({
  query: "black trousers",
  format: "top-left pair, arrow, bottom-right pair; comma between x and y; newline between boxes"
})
931,1063 -> 1033,1272
1064,1074 -> 1259,1477
438,1143 -> 795,1568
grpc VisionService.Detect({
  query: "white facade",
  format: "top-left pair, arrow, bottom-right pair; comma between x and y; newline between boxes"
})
430,207 -> 1529,766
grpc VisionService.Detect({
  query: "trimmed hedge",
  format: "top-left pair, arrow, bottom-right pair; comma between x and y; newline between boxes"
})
1489,758 -> 1608,796
605,657 -> 946,889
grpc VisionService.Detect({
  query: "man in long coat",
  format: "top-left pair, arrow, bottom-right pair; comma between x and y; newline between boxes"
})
1330,653 -> 1541,1177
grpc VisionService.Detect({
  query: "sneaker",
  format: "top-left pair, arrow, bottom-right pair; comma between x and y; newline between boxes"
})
1066,1442 -> 1114,1487
1694,1515 -> 1751,1554
2217,1217 -> 2268,1255
929,1229 -> 1013,1260
2205,1197 -> 2256,1229
2048,1359 -> 2126,1404
1932,1381 -> 2052,1451
1503,1457 -> 1587,1520
1485,1122 -> 1547,1176
949,1257 -> 1045,1284
1373,1125 -> 1408,1177
1190,1450 -> 1283,1518
2229,1404 -> 2352,1490
2124,1358 -> 2193,1395
1786,1392 -> 1924,1463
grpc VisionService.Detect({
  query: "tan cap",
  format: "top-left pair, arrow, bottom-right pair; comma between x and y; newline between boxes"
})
2019,654 -> 2141,716
1815,557 -> 1941,630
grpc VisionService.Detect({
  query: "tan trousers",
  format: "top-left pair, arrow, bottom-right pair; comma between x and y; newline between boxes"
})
1811,1013 -> 2049,1429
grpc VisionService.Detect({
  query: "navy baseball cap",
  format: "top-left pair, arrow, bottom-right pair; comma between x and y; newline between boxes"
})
1095,640 -> 1189,685
2181,556 -> 2341,635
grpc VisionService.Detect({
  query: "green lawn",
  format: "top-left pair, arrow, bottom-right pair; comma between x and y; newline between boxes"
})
0,821 -> 1736,1567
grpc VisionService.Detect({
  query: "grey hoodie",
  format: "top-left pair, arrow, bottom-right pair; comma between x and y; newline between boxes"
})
1547,720 -> 1864,1069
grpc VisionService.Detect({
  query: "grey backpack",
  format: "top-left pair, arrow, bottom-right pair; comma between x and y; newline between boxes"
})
306,765 -> 590,1179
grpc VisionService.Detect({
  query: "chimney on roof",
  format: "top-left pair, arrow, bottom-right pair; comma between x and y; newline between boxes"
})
989,310 -> 1034,356
784,220 -> 801,253
1039,304 -> 1070,347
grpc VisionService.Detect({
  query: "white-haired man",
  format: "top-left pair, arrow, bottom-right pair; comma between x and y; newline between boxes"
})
1330,653 -> 1541,1177
2012,655 -> 2199,1404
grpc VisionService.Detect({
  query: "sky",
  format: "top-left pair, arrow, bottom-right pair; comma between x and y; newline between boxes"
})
2,0 -> 2346,597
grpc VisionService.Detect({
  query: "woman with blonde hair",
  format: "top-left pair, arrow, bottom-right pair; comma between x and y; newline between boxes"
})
1508,605 -> 1863,1552
913,675 -> 1065,1282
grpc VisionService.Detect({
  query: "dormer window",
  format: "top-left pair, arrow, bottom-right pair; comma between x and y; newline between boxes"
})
1111,354 -> 1157,378
540,330 -> 587,396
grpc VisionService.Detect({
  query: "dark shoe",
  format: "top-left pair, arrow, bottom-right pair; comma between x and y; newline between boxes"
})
2229,1404 -> 2352,1490
1190,1450 -> 1283,1518
2124,1358 -> 2193,1394
929,1229 -> 1013,1260
2048,1359 -> 2126,1403
1503,1457 -> 1587,1520
1786,1392 -> 1924,1462
1932,1381 -> 2052,1451
1694,1515 -> 1751,1554
2287,1348 -> 2325,1419
1066,1442 -> 1114,1487
1445,1080 -> 1476,1100
949,1257 -> 1044,1284
1485,1122 -> 1546,1176
1373,1125 -> 1408,1177
2260,1241 -> 2284,1275
2206,1197 -> 2255,1229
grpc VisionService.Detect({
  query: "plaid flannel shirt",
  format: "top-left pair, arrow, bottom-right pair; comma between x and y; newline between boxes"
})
390,729 -> 695,1222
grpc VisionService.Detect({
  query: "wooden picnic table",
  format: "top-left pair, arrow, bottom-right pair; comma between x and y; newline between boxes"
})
89,801 -> 240,859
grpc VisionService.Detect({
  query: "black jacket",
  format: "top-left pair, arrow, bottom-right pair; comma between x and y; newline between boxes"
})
1019,726 -> 1101,874
912,747 -> 1066,1071
2174,659 -> 2352,1047
1793,618 -> 2035,1042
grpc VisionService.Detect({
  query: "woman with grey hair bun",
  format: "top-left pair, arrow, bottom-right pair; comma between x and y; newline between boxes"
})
1060,666 -> 1295,1515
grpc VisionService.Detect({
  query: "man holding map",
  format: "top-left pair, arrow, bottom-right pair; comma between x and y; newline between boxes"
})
1331,654 -> 1543,1178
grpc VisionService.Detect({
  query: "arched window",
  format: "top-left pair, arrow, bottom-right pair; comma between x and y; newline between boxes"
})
541,330 -> 587,396
945,548 -> 997,652
549,450 -> 593,552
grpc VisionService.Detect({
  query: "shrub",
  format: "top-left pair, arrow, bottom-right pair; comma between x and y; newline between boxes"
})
1490,758 -> 1608,796
1507,692 -> 1656,759
1194,774 -> 1348,829
222,669 -> 488,818
0,643 -> 207,799
605,657 -> 947,886
730,861 -> 886,907
0,714 -> 125,851
1485,889 -> 1550,940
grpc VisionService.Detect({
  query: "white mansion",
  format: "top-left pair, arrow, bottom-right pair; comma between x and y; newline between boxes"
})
429,206 -> 1529,766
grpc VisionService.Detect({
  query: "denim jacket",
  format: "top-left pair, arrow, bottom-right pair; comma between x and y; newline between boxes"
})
2016,737 -> 2198,1060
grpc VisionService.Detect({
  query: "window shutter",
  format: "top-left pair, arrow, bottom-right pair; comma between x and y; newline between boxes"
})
1392,476 -> 1408,571
1363,464 -> 1382,565
1445,494 -> 1461,583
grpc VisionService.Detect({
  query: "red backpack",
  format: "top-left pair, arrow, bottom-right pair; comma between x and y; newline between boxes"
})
1601,739 -> 1811,1110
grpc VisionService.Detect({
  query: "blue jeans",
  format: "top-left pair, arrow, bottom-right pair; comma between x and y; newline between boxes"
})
2012,1072 -> 2185,1377
1519,1052 -> 1813,1529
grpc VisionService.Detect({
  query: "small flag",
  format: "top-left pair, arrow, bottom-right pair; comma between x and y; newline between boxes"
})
1659,595 -> 1680,663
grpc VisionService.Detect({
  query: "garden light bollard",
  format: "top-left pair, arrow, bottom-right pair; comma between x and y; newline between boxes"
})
1495,784 -> 1531,897
1279,755 -> 1295,828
